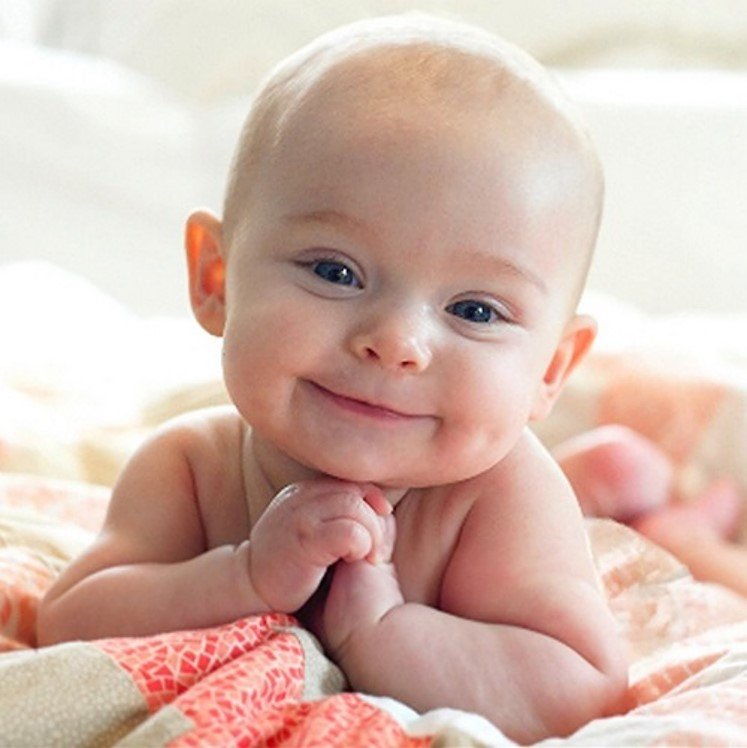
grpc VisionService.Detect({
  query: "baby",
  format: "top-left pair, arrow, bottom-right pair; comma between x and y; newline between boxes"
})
37,15 -> 627,742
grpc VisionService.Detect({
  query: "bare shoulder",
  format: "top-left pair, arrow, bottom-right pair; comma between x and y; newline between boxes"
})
439,428 -> 578,529
131,405 -> 250,544
155,405 -> 246,482
439,428 -> 597,617
42,406 -> 248,605
148,405 -> 245,457
472,427 -> 575,503
103,405 -> 249,548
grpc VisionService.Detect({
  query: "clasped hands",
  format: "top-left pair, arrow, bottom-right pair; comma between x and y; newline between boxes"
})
247,479 -> 405,656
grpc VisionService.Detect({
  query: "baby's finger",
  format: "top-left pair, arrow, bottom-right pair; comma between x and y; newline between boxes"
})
300,484 -> 387,557
360,484 -> 393,517
366,513 -> 397,565
310,518 -> 373,564
324,486 -> 387,551
380,513 -> 397,561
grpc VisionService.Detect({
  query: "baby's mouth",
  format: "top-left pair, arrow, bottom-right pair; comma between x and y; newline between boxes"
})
305,380 -> 420,421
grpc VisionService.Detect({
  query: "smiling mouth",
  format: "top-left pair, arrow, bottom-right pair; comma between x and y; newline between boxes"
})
306,381 -> 421,421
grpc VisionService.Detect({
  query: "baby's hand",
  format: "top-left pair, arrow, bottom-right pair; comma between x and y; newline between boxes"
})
321,512 -> 405,658
248,479 -> 392,613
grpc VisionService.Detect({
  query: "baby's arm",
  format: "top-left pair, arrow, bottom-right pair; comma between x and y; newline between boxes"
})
37,412 -> 389,645
326,433 -> 627,743
37,416 -> 257,644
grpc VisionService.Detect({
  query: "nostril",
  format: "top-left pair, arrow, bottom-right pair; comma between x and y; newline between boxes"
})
350,328 -> 431,372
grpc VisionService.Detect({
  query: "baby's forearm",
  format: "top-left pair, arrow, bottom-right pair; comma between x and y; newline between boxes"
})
37,542 -> 266,645
336,603 -> 626,743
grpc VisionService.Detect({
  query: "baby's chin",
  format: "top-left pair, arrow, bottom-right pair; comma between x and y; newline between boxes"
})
280,430 -> 508,489
297,454 -> 419,489
300,453 -> 480,490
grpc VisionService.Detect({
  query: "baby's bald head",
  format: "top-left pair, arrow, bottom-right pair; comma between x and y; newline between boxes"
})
221,14 -> 604,306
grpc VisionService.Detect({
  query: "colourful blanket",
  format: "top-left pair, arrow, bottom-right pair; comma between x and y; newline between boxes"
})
2,473 -> 747,746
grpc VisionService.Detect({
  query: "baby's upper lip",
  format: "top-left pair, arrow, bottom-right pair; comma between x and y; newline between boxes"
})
309,380 -> 424,418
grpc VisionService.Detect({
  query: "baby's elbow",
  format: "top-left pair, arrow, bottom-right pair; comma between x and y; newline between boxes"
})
35,598 -> 59,648
35,596 -> 74,648
587,620 -> 629,716
566,599 -> 630,728
550,641 -> 629,739
592,646 -> 629,719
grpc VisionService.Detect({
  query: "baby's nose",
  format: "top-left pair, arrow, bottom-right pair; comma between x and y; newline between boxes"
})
348,303 -> 433,373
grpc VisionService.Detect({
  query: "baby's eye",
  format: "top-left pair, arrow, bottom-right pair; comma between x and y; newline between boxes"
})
311,260 -> 362,288
446,299 -> 504,324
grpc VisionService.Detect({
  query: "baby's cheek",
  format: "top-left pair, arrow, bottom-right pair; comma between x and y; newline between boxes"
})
222,336 -> 272,414
441,401 -> 523,473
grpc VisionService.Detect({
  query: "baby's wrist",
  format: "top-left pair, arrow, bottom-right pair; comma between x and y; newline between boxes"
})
331,603 -> 405,685
328,615 -> 375,668
233,540 -> 275,614
331,590 -> 405,651
238,539 -> 326,614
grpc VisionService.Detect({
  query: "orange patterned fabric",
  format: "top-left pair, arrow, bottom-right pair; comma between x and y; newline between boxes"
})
2,477 -> 747,745
0,547 -> 53,649
0,477 -> 431,745
0,473 -> 107,649
96,614 -> 302,712
95,614 -> 426,747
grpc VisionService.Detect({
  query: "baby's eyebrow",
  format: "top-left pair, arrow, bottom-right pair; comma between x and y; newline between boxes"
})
283,209 -> 370,237
457,248 -> 548,295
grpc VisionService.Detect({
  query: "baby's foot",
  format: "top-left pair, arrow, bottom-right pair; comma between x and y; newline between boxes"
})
632,478 -> 743,550
555,425 -> 673,522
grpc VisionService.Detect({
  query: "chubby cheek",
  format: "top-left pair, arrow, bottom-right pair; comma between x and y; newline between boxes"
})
221,311 -> 297,420
221,334 -> 264,423
436,353 -> 539,472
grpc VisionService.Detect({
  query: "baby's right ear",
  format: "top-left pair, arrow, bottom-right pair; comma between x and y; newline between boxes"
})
185,210 -> 226,336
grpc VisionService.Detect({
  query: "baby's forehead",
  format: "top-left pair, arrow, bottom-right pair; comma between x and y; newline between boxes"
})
272,42 -> 596,198
258,25 -> 597,183
224,16 -> 604,286
278,33 -> 563,128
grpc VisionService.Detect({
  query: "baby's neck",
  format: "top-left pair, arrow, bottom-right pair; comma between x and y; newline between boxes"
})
244,431 -> 410,516
247,432 -> 319,498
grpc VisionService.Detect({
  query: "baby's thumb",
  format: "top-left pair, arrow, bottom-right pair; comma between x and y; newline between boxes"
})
375,513 -> 397,565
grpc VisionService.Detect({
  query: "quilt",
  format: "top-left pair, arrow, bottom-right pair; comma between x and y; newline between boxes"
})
2,473 -> 747,746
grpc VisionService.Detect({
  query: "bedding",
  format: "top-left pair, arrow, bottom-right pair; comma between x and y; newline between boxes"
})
1,261 -> 747,745
2,475 -> 747,745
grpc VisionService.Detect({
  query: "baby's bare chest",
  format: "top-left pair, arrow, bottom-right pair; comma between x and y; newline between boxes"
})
392,488 -> 474,607
190,415 -> 475,604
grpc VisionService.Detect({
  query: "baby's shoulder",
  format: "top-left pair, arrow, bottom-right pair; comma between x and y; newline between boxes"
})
153,404 -> 243,435
406,429 -> 563,519
465,428 -> 565,499
145,405 -> 246,469
149,406 -> 251,542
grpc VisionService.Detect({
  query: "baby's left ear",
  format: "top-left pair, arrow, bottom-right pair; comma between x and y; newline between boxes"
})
530,314 -> 597,421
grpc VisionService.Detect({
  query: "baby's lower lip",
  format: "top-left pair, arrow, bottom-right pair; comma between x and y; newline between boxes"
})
307,381 -> 417,421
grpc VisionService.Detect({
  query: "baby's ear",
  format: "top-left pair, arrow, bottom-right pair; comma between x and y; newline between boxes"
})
185,210 -> 226,336
530,314 -> 597,421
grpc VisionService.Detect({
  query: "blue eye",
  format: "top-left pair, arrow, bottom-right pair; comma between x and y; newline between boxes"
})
312,260 -> 361,287
447,299 -> 501,324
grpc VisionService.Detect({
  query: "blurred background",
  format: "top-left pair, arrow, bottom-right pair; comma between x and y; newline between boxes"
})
1,0 -> 746,316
